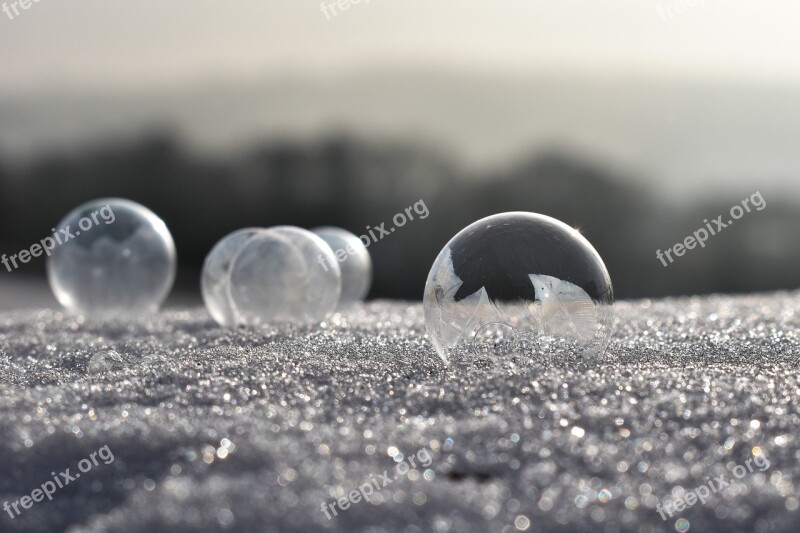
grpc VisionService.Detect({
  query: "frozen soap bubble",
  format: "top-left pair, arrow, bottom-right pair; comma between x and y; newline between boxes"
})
423,212 -> 614,364
87,350 -> 131,374
229,227 -> 341,326
204,226 -> 341,327
312,226 -> 372,304
47,198 -> 176,317
201,228 -> 261,327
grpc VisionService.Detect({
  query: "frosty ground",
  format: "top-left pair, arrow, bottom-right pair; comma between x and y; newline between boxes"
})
0,293 -> 798,532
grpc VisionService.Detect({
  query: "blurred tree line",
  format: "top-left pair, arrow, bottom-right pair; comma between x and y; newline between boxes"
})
0,133 -> 798,300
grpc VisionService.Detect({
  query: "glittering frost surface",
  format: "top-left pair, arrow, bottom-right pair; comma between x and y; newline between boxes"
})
0,293 -> 798,532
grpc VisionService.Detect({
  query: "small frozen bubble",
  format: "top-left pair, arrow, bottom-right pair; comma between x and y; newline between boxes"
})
471,322 -> 517,357
87,350 -> 130,373
201,228 -> 262,327
312,226 -> 372,304
87,350 -> 159,374
423,212 -> 613,364
47,198 -> 176,317
227,226 -> 341,326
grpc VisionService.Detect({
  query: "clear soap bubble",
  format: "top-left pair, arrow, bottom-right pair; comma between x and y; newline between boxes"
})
203,226 -> 341,327
47,198 -> 176,317
423,212 -> 614,364
312,226 -> 372,304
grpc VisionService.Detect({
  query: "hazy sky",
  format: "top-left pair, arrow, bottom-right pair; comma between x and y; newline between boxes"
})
1,0 -> 799,92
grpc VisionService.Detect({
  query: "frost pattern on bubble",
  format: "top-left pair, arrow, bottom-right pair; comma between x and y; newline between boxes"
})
425,248 -> 489,357
423,212 -> 613,364
527,274 -> 598,342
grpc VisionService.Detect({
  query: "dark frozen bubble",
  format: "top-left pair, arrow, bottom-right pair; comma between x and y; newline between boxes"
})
424,212 -> 614,364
